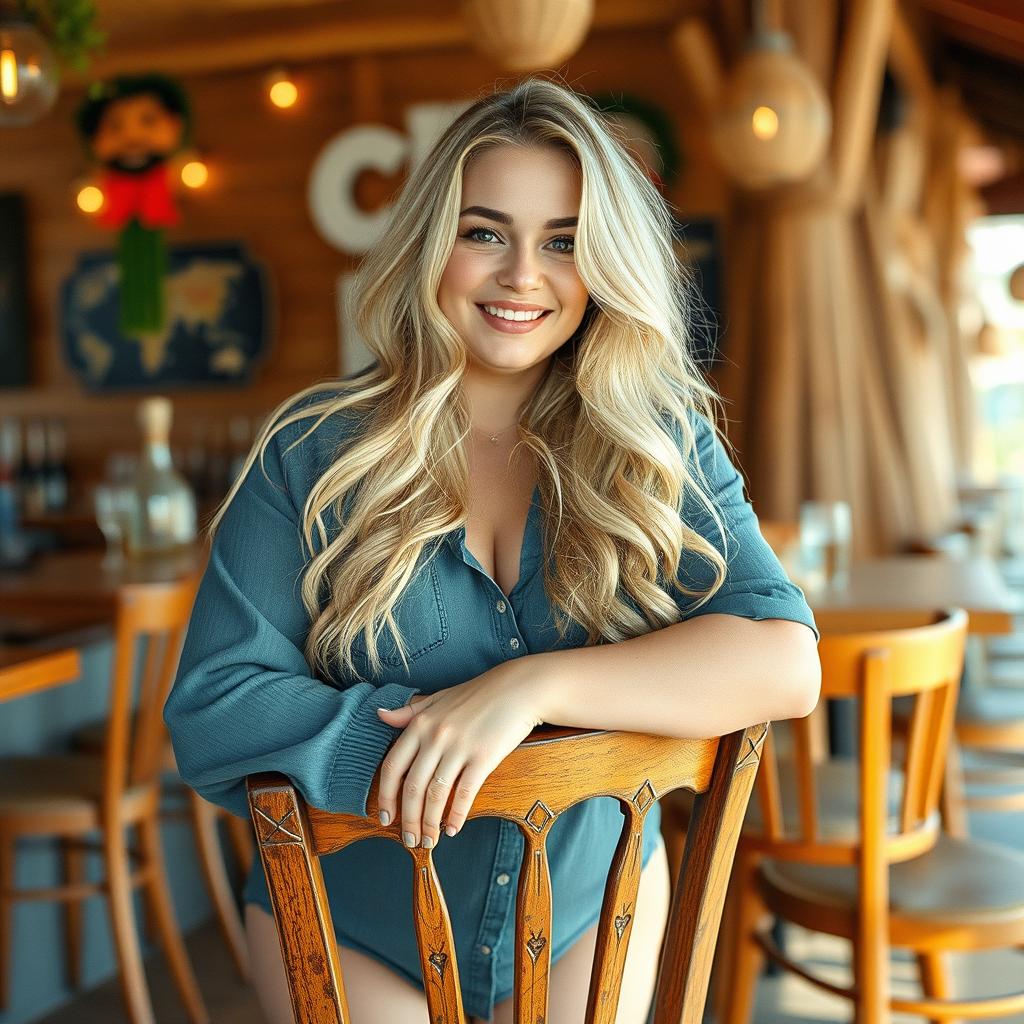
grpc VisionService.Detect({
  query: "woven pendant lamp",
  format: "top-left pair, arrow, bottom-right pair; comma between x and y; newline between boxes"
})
710,2 -> 831,189
461,0 -> 594,71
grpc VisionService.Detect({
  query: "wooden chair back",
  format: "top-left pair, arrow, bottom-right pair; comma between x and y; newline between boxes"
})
104,573 -> 200,806
247,722 -> 768,1024
749,608 -> 968,868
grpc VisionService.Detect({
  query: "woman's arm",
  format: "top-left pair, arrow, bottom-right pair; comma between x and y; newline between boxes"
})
163,409 -> 420,820
522,614 -> 820,738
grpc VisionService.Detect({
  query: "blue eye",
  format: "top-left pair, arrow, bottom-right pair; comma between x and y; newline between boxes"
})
462,227 -> 500,243
548,236 -> 575,254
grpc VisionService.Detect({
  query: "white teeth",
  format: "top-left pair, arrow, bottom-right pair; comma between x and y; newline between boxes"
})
482,304 -> 546,321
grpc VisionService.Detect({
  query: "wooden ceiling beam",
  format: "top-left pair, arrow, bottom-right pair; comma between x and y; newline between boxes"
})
69,0 -> 684,84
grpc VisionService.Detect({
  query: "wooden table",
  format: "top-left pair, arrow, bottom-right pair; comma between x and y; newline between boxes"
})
0,643 -> 82,702
0,544 -> 207,704
0,543 -> 208,617
806,554 -> 1021,635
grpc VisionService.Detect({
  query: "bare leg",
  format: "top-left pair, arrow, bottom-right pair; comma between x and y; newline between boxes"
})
490,838 -> 671,1024
246,903 -> 435,1024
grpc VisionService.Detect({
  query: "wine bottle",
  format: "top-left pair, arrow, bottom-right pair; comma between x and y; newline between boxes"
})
123,397 -> 198,556
43,418 -> 69,512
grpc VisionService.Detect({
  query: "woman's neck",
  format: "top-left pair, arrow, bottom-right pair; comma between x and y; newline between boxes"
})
462,359 -> 549,434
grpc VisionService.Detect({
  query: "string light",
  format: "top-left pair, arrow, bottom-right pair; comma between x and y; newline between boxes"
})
180,156 -> 209,189
76,183 -> 103,214
265,66 -> 298,109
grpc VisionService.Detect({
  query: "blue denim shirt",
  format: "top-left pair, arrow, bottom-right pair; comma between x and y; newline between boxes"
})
164,392 -> 817,1021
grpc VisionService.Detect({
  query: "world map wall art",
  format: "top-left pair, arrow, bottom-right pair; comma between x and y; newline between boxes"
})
60,240 -> 272,391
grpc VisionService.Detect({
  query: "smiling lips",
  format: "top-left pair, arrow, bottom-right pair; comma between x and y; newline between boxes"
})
476,303 -> 553,334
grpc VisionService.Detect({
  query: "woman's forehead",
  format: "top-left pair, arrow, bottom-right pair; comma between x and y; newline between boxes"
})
461,145 -> 581,216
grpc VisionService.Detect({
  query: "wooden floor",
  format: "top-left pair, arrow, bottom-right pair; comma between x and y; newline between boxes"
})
34,918 -> 1024,1023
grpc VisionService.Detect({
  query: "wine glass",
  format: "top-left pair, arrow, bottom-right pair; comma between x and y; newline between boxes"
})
93,483 -> 129,569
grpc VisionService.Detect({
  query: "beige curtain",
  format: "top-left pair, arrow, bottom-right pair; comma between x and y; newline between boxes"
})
674,0 -> 975,555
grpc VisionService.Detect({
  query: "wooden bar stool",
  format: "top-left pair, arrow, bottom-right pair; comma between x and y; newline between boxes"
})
247,722 -> 767,1024
719,607 -> 1024,1022
0,576 -> 210,1024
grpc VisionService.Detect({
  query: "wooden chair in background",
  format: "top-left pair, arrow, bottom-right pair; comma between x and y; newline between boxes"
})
247,722 -> 768,1024
720,607 -> 1024,1022
72,725 -> 254,980
0,576 -> 210,1024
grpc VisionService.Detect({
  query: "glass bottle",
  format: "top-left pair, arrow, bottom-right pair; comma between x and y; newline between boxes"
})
43,418 -> 69,512
123,396 -> 198,556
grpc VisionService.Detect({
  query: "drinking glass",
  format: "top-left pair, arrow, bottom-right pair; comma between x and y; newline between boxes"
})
93,483 -> 130,568
799,500 -> 852,591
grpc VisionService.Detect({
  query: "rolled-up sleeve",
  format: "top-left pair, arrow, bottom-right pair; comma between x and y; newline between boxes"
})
671,412 -> 819,640
163,414 -> 420,819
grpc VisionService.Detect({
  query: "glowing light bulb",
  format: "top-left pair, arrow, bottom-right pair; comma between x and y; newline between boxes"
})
77,185 -> 104,214
1,47 -> 17,101
181,159 -> 208,188
751,105 -> 779,140
265,67 -> 298,109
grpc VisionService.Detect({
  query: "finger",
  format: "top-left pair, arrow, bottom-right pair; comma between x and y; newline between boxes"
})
420,753 -> 466,850
400,745 -> 447,850
377,705 -> 414,727
376,730 -> 420,830
441,758 -> 496,837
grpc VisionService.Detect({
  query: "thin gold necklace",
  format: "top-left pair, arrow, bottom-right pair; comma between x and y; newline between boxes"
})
471,423 -> 519,445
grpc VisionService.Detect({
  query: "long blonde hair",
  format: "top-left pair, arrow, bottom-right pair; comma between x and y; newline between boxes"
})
211,76 -> 729,681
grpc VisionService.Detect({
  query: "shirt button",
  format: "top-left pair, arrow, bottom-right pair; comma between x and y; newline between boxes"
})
496,599 -> 507,613
496,873 -> 510,886
509,638 -> 520,650
480,945 -> 492,956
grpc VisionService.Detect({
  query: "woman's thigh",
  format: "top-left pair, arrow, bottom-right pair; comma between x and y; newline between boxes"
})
487,839 -> 671,1024
245,903 -> 432,1024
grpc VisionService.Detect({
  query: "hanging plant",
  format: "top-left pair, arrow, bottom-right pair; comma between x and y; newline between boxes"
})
11,0 -> 105,71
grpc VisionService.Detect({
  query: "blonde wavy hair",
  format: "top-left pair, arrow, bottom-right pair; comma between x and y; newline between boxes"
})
209,76 -> 730,682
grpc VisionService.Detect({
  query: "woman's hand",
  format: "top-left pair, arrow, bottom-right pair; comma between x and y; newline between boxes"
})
375,659 -> 546,850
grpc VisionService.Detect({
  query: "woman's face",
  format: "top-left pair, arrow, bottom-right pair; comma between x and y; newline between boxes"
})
437,144 -> 590,376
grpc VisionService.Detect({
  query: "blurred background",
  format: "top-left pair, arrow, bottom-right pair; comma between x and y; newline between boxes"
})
1,1 -> 1024,1022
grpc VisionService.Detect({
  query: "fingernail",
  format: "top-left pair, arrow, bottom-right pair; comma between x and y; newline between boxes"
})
420,836 -> 434,849
445,825 -> 457,837
379,810 -> 390,826
403,831 -> 417,847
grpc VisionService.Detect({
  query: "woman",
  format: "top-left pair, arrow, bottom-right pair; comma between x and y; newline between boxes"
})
164,77 -> 820,1024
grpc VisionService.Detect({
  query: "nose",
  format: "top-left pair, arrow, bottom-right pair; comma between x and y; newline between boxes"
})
496,242 -> 544,294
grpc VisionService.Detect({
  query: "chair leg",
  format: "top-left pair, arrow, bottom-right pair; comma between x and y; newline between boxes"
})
917,951 -> 956,1024
188,789 -> 250,979
852,935 -> 889,1024
711,853 -> 744,1020
0,835 -> 13,1010
61,838 -> 86,990
719,851 -> 766,1024
102,825 -> 156,1024
138,815 -> 210,1023
223,809 -> 255,875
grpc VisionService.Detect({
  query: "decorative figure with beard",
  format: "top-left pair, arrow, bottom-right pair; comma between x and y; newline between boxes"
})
75,74 -> 191,334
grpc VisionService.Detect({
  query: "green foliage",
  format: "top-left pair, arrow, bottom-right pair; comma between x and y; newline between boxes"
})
14,0 -> 106,71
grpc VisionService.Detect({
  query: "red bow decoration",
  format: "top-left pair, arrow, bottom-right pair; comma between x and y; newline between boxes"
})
97,163 -> 180,230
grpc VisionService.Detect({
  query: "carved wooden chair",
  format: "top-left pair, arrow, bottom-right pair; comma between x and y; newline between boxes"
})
247,722 -> 768,1023
719,607 -> 1024,1022
0,575 -> 209,1023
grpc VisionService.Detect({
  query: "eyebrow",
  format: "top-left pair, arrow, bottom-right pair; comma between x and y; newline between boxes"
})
459,205 -> 578,230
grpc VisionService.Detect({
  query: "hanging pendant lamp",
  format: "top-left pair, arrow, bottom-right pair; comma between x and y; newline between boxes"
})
461,0 -> 594,71
710,0 -> 831,189
0,11 -> 59,127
